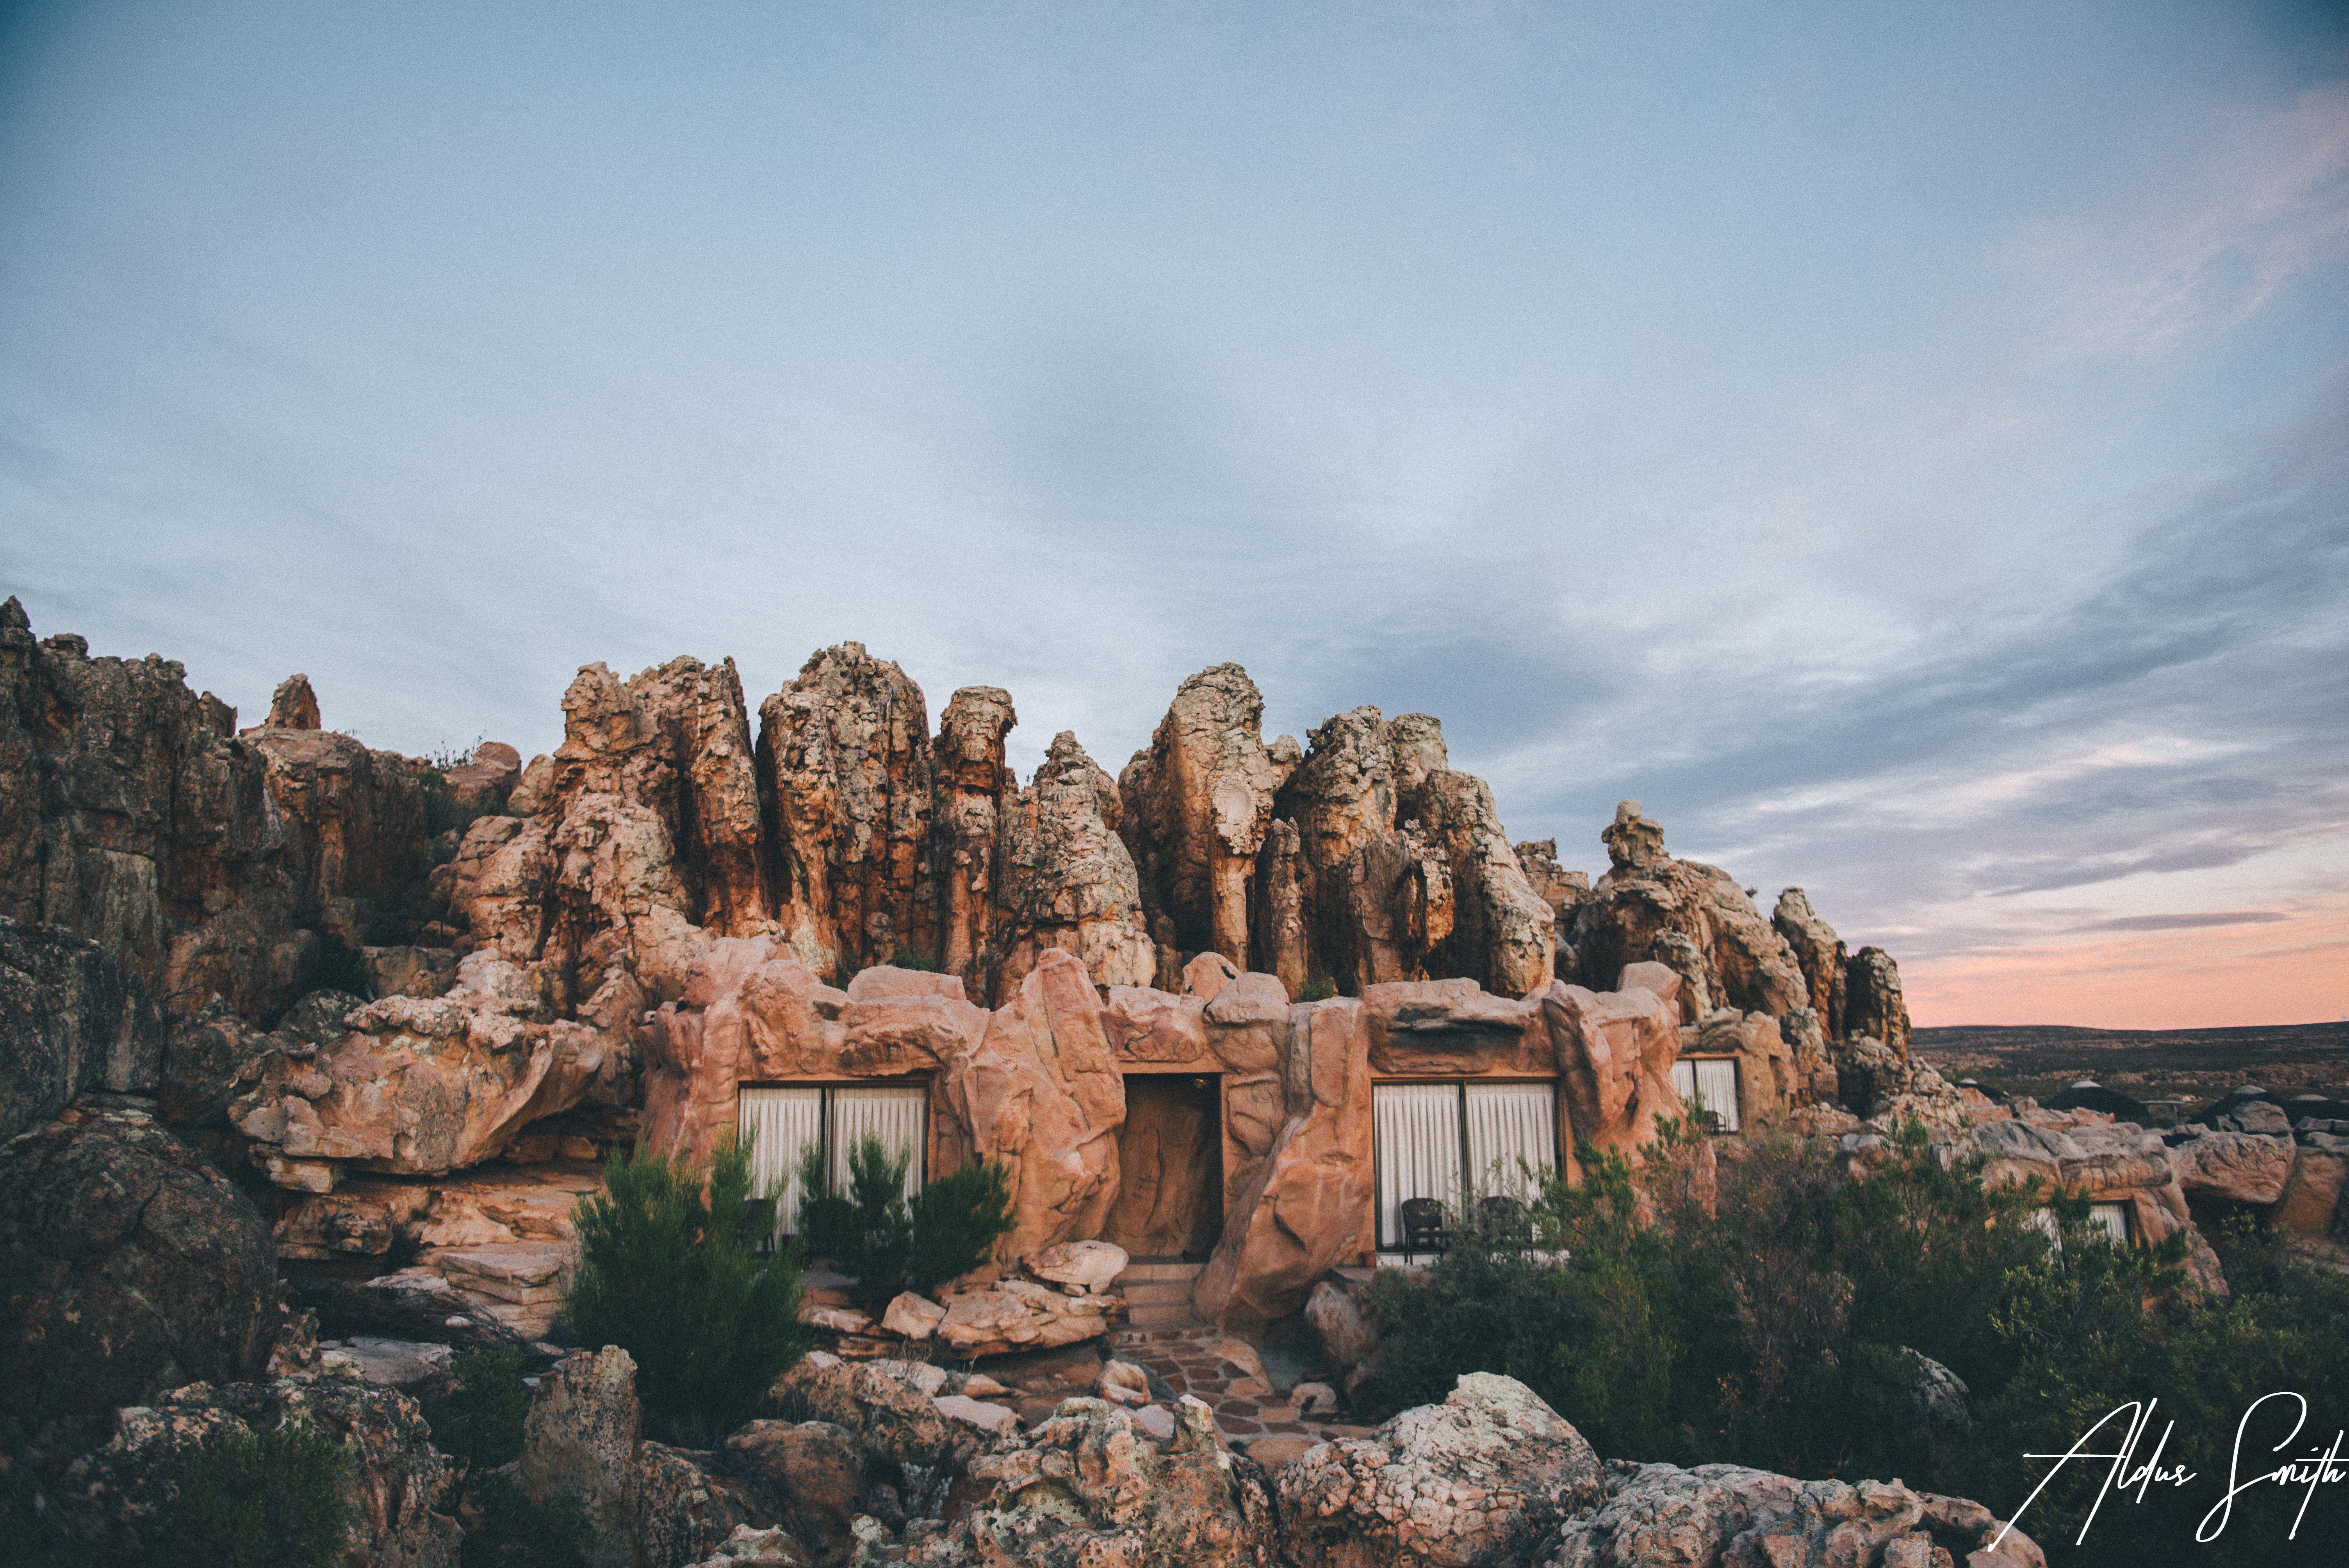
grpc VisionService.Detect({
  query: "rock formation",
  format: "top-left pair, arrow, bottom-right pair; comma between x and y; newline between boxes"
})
246,726 -> 428,941
991,732 -> 1156,996
1770,887 -> 1846,1039
1120,664 -> 1298,968
265,672 -> 323,730
1844,945 -> 1911,1057
0,916 -> 166,1141
932,688 -> 1016,989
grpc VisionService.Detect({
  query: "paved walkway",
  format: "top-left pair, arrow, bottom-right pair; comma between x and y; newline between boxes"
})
1112,1324 -> 1367,1454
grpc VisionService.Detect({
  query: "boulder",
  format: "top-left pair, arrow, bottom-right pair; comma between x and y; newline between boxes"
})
2168,1129 -> 2295,1206
724,1419 -> 870,1565
934,1279 -> 1122,1358
1844,946 -> 1911,1056
1026,1239 -> 1129,1293
522,1345 -> 642,1568
1540,1460 -> 2042,1568
764,1351 -> 958,1478
1278,1373 -> 1603,1568
1769,889 -> 1847,1040
908,1396 -> 1280,1568
1305,1279 -> 1374,1374
882,1292 -> 947,1340
635,1441 -> 766,1568
0,916 -> 167,1141
49,1367 -> 461,1568
159,996 -> 272,1128
0,1103 -> 282,1454
442,741 -> 522,813
679,1524 -> 810,1568
1542,982 -> 1685,1166
2274,1144 -> 2349,1236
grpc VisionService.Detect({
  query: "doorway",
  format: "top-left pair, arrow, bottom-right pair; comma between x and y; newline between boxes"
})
1105,1074 -> 1222,1260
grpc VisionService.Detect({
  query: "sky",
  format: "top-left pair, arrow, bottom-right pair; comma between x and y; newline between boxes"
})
2,2 -> 2344,1030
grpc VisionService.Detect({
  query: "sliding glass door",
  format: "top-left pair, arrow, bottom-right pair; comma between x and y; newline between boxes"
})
1373,1080 -> 1559,1250
737,1083 -> 928,1242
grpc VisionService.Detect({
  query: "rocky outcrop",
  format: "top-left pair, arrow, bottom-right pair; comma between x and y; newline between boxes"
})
0,599 -> 309,1019
2167,1127 -> 2295,1206
1568,804 -> 1807,1026
247,726 -> 427,941
1770,889 -> 1845,1041
1945,1115 -> 2224,1294
1836,1038 -> 1963,1130
231,957 -> 610,1189
1844,946 -> 1911,1057
1541,1459 -> 2043,1568
932,688 -> 1016,990
1121,664 -> 1299,968
47,1367 -> 461,1568
0,916 -> 166,1140
0,1103 -> 282,1456
443,741 -> 522,813
1548,973 -> 1687,1168
992,732 -> 1156,996
907,1395 -> 1280,1568
758,643 -> 934,981
266,672 -> 323,730
522,1345 -> 642,1568
1279,1372 -> 1603,1568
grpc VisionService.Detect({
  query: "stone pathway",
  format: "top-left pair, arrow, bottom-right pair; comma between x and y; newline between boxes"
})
1112,1325 -> 1368,1457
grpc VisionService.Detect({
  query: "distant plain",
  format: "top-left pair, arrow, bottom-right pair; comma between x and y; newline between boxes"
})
1912,1022 -> 2349,1110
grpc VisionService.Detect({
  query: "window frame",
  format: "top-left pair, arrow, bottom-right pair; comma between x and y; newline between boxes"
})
1369,1077 -> 1560,1253
737,1078 -> 931,1244
1669,1055 -> 1743,1133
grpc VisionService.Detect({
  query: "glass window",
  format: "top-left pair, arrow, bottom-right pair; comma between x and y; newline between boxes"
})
737,1083 -> 928,1244
2089,1202 -> 2130,1244
1669,1058 -> 1741,1132
1373,1081 -> 1558,1250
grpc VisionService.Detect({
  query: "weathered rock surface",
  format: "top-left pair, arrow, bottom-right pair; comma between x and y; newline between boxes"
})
908,1395 -> 1280,1568
247,725 -> 428,936
48,1368 -> 461,1568
634,1441 -> 769,1568
1279,1372 -> 1603,1568
1568,804 -> 1808,1026
1540,1459 -> 2043,1568
266,672 -> 323,730
933,687 -> 1016,990
1836,1037 -> 1964,1129
1844,946 -> 1911,1057
993,732 -> 1157,996
0,916 -> 166,1140
0,1103 -> 282,1454
1770,889 -> 1846,1041
1943,1116 -> 2226,1295
759,642 -> 934,981
1121,663 -> 1299,969
2167,1128 -> 2295,1206
523,1345 -> 642,1568
1,600 -> 309,1019
1546,980 -> 1686,1167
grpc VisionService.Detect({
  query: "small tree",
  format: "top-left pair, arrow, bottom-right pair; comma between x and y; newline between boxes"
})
566,1134 -> 815,1443
166,1424 -> 349,1568
798,1135 -> 1014,1313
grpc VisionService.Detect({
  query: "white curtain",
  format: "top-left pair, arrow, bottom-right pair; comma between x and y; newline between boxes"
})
1670,1059 -> 1696,1106
1695,1060 -> 1741,1133
830,1086 -> 927,1205
1463,1082 -> 1557,1199
1374,1083 -> 1463,1249
2089,1203 -> 2130,1244
738,1087 -> 823,1241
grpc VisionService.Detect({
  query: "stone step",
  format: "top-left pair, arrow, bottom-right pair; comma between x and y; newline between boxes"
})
1125,1303 -> 1202,1329
1114,1262 -> 1204,1283
1119,1279 -> 1198,1306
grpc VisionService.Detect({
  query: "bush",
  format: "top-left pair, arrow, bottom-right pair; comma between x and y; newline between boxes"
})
1297,974 -> 1338,1002
1362,1124 -> 2349,1567
566,1135 -> 816,1444
799,1137 -> 1014,1313
886,946 -> 940,972
166,1424 -> 348,1568
458,1474 -> 592,1568
430,1346 -> 532,1473
309,931 -> 372,998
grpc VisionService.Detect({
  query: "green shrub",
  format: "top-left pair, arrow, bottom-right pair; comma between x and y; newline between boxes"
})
799,1137 -> 1015,1313
886,946 -> 940,972
430,1346 -> 532,1473
166,1424 -> 348,1568
566,1135 -> 816,1444
1297,974 -> 1338,1002
458,1474 -> 592,1568
309,931 -> 372,998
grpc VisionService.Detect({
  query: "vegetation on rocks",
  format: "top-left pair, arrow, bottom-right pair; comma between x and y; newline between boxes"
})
164,1423 -> 348,1568
798,1135 -> 1016,1313
1365,1122 -> 2349,1567
567,1137 -> 814,1443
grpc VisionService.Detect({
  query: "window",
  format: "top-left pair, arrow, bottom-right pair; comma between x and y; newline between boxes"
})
738,1084 -> 928,1241
1372,1081 -> 1558,1250
1668,1058 -> 1741,1132
2089,1202 -> 2130,1244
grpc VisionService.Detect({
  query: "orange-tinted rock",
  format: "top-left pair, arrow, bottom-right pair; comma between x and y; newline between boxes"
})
247,727 -> 427,938
1360,978 -> 1542,1076
994,732 -> 1156,995
1542,982 -> 1685,1170
1101,985 -> 1214,1067
1771,887 -> 1847,1039
941,949 -> 1126,1260
1196,996 -> 1374,1324
757,643 -> 934,981
443,741 -> 522,813
933,687 -> 1016,989
1568,802 -> 1807,1022
265,673 -> 322,731
1119,664 -> 1299,967
1845,945 -> 1912,1056
1411,767 -> 1558,998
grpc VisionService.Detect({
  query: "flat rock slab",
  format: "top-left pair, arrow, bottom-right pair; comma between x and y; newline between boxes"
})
326,1336 -> 456,1392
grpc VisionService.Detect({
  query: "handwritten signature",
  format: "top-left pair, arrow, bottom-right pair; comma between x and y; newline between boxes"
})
1991,1393 -> 2346,1547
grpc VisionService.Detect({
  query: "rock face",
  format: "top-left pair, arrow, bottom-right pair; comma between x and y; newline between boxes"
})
266,672 -> 323,730
1770,889 -> 1846,1041
0,599 -> 309,1019
1541,1460 -> 2043,1568
1547,977 -> 1687,1167
48,1367 -> 461,1568
2167,1128 -> 2296,1206
247,726 -> 428,941
932,688 -> 1016,991
0,1103 -> 283,1455
1245,705 -> 1556,1000
522,1346 -> 643,1568
0,916 -> 166,1141
992,733 -> 1157,996
1844,946 -> 1911,1057
1568,803 -> 1808,1025
1121,664 -> 1298,968
758,643 -> 935,981
1279,1372 -> 1603,1568
908,1395 -> 1280,1568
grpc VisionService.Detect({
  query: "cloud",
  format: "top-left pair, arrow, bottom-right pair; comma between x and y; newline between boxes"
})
2085,911 -> 2291,932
